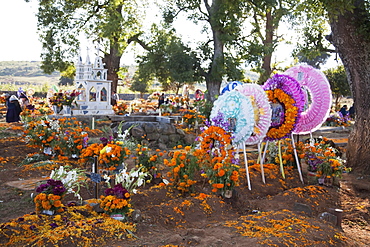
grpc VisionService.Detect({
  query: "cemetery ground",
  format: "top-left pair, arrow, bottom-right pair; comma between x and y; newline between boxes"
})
0,118 -> 369,246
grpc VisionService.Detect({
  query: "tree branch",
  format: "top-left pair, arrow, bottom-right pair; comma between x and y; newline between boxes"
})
128,33 -> 151,51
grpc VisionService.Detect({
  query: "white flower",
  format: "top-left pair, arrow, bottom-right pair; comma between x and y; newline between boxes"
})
103,174 -> 110,184
49,166 -> 86,201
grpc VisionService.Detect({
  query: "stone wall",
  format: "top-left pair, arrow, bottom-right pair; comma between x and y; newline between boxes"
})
112,120 -> 197,150
118,93 -> 195,101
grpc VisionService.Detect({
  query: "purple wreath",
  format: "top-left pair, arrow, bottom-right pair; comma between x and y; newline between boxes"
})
262,74 -> 305,141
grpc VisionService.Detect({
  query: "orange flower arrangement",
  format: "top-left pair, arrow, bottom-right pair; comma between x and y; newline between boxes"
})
80,142 -> 130,170
133,144 -> 162,177
181,109 -> 206,128
99,184 -> 132,217
194,126 -> 240,195
112,102 -> 128,115
193,126 -> 233,167
34,193 -> 64,213
265,89 -> 299,140
100,195 -> 130,214
301,138 -> 348,180
23,116 -> 89,159
164,145 -> 198,194
34,179 -> 66,213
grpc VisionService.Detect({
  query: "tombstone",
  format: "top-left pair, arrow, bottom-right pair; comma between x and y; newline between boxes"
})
72,47 -> 114,115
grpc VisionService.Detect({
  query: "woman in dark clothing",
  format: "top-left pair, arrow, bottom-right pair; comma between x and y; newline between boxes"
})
158,93 -> 165,108
6,95 -> 22,123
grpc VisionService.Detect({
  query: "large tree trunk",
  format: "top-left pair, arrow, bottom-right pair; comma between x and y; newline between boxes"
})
205,0 -> 224,102
328,0 -> 370,174
260,10 -> 273,83
206,28 -> 224,102
103,43 -> 121,93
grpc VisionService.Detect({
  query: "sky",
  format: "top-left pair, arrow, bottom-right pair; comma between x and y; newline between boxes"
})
0,0 -> 340,70
0,0 -> 42,61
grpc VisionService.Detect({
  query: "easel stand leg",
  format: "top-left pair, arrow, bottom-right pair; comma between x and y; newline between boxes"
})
291,133 -> 304,184
242,142 -> 251,190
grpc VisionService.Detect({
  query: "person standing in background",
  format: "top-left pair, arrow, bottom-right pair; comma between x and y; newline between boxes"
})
6,95 -> 22,123
158,93 -> 165,108
349,104 -> 355,119
111,91 -> 119,106
339,105 -> 348,117
19,92 -> 30,110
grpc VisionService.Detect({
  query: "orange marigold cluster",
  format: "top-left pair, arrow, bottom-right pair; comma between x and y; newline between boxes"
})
34,193 -> 64,213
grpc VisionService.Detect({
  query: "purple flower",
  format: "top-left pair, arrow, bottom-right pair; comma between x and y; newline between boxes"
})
52,185 -> 66,195
49,223 -> 58,229
36,183 -> 50,193
104,188 -> 115,196
36,179 -> 66,195
47,179 -> 63,187
67,201 -> 77,207
211,112 -> 231,131
100,137 -> 108,146
83,136 -> 89,148
113,184 -> 129,199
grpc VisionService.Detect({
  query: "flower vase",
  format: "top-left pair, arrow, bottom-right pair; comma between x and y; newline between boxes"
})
307,171 -> 318,185
42,210 -> 55,215
318,177 -> 325,185
223,190 -> 233,199
44,147 -> 53,155
52,105 -> 61,115
63,105 -> 72,115
324,177 -> 333,187
111,214 -> 125,221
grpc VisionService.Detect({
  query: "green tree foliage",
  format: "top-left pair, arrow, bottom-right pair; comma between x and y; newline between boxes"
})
58,76 -> 74,86
132,25 -> 199,94
289,1 -> 333,68
241,0 -> 298,83
28,0 -> 144,92
323,65 -> 350,109
130,73 -> 150,96
163,0 -> 248,102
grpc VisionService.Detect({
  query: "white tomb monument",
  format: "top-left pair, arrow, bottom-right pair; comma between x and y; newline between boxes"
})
72,48 -> 114,115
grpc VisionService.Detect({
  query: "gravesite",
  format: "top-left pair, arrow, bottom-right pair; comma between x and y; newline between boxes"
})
0,1 -> 369,246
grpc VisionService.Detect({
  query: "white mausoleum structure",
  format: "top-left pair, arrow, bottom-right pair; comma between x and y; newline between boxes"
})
72,50 -> 114,115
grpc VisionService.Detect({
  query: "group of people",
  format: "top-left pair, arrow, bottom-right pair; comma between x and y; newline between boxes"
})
339,104 -> 355,119
157,89 -> 204,109
3,92 -> 32,123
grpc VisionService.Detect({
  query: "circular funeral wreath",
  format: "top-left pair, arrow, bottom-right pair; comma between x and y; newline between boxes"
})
235,83 -> 272,145
284,64 -> 332,134
195,125 -> 234,164
262,74 -> 305,141
210,90 -> 255,145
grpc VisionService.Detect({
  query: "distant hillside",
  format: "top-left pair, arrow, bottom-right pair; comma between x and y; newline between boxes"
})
0,61 -> 60,89
0,61 -> 59,77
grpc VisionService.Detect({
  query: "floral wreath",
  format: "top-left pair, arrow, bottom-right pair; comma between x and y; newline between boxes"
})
235,84 -> 272,145
262,74 -> 305,141
284,64 -> 332,134
194,125 -> 234,166
210,90 -> 255,145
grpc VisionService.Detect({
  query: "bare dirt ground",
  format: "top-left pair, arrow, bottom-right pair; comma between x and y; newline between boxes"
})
0,119 -> 369,246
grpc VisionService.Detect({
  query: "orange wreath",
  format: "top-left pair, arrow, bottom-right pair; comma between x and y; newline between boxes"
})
265,88 -> 299,140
